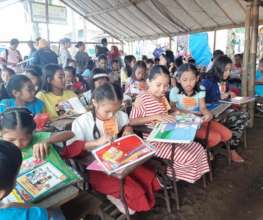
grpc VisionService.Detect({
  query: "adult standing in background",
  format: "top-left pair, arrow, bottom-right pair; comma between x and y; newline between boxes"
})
59,37 -> 72,68
75,41 -> 90,74
0,38 -> 22,72
95,38 -> 109,58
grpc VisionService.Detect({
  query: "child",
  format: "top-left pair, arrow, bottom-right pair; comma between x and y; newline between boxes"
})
146,59 -> 154,73
0,75 -> 44,116
0,108 -> 70,219
0,140 -> 49,220
24,66 -> 42,93
80,68 -> 109,106
201,55 -> 248,162
69,83 -> 160,213
109,59 -> 121,84
97,55 -> 110,74
125,61 -> 147,98
64,66 -> 85,94
36,64 -> 78,120
169,63 -> 232,148
0,67 -> 15,100
74,41 -> 90,75
120,55 -> 136,88
129,65 -> 210,183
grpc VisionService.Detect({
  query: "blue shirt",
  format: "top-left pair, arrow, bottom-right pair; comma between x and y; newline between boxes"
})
256,69 -> 263,96
169,86 -> 206,111
0,98 -> 45,116
0,207 -> 48,220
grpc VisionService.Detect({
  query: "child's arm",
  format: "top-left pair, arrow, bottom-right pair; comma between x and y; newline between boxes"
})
129,113 -> 176,126
199,98 -> 213,122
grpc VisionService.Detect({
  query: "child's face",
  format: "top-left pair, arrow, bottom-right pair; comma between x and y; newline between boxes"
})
25,73 -> 40,91
178,71 -> 198,95
93,99 -> 122,120
98,59 -> 107,70
1,70 -> 12,83
134,67 -> 146,81
64,71 -> 74,84
79,45 -> 85,51
148,74 -> 170,98
94,77 -> 109,88
146,63 -> 153,70
15,81 -> 35,102
112,62 -> 120,71
51,70 -> 65,90
223,63 -> 232,80
2,128 -> 32,149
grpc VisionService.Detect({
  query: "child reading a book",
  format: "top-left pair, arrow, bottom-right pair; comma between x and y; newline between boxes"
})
0,75 -> 44,116
125,61 -> 147,98
68,83 -> 160,213
36,64 -> 78,120
201,55 -> 249,162
169,63 -> 232,149
0,140 -> 48,220
129,65 -> 210,183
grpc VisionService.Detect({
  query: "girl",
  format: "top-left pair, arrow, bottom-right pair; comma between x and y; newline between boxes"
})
201,55 -> 249,162
0,67 -> 15,100
0,108 -> 75,220
0,75 -> 44,116
120,55 -> 136,88
169,63 -> 232,149
74,41 -> 90,75
64,66 -> 86,94
36,64 -> 78,120
80,68 -> 109,106
24,66 -> 42,93
69,83 -> 160,213
159,50 -> 176,75
129,65 -> 210,183
125,61 -> 147,97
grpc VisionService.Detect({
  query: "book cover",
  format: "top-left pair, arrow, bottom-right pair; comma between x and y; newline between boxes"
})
91,135 -> 156,175
147,114 -> 201,143
219,96 -> 255,105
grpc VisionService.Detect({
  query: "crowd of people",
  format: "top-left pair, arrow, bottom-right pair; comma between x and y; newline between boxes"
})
0,36 -> 262,220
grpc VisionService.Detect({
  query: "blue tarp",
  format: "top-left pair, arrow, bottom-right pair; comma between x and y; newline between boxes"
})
189,32 -> 212,66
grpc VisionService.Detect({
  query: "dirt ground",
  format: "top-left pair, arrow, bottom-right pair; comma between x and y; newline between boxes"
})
62,117 -> 263,220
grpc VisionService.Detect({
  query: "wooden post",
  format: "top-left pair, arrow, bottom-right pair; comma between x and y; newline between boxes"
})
242,4 -> 252,97
248,0 -> 259,127
45,0 -> 50,41
168,36 -> 172,50
213,30 -> 217,52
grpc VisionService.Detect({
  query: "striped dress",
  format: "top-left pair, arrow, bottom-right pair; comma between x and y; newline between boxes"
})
130,92 -> 210,183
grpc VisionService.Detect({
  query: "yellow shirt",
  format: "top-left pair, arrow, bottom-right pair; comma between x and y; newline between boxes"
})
36,90 -> 77,119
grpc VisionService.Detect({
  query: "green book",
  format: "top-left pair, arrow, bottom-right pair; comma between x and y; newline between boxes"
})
3,132 -> 81,204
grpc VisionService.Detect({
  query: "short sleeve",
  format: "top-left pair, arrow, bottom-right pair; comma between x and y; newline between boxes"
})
129,96 -> 146,119
169,87 -> 179,103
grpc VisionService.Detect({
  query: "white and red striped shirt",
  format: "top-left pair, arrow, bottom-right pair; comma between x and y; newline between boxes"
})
130,92 -> 210,183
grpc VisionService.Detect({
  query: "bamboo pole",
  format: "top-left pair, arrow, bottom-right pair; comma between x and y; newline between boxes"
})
213,30 -> 217,52
248,0 -> 259,127
45,0 -> 50,42
242,4 -> 252,97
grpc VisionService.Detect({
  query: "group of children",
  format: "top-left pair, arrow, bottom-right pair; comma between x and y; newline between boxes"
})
0,49 -> 251,219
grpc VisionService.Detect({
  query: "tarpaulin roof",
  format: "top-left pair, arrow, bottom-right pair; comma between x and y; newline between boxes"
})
60,0 -> 263,41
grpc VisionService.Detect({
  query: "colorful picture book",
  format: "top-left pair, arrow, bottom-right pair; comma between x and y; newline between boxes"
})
3,146 -> 81,204
219,96 -> 255,105
91,135 -> 156,175
58,97 -> 87,115
147,114 -> 201,143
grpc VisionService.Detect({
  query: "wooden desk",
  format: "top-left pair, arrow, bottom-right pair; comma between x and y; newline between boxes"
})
35,185 -> 79,208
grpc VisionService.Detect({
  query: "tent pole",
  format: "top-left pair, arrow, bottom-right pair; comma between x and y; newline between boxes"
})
168,36 -> 172,50
213,30 -> 217,51
45,0 -> 50,41
248,0 -> 259,127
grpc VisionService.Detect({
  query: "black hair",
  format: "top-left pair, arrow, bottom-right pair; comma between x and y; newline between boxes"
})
148,65 -> 170,81
89,68 -> 109,91
142,55 -> 148,61
188,57 -> 196,65
207,55 -> 232,82
124,55 -> 136,77
92,83 -> 123,139
112,59 -> 119,64
75,41 -> 85,48
42,64 -> 63,92
176,63 -> 201,96
146,59 -> 154,65
87,60 -> 95,71
6,75 -> 31,97
161,50 -> 174,67
154,57 -> 160,64
25,66 -> 42,77
0,107 -> 36,135
10,38 -> 19,46
131,61 -> 146,80
64,66 -> 76,76
175,56 -> 183,68
2,67 -> 15,76
101,38 -> 107,45
98,55 -> 107,62
0,140 -> 22,191
212,50 -> 224,61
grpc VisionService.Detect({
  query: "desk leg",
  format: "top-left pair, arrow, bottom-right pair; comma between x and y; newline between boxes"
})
120,178 -> 130,220
243,129 -> 248,149
171,144 -> 180,210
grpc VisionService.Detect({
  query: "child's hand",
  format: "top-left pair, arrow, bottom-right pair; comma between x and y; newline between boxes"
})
202,113 -> 213,122
221,92 -> 230,100
96,135 -> 112,146
153,114 -> 176,123
33,142 -> 49,161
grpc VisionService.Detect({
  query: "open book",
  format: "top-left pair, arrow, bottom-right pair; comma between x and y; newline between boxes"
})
219,96 -> 255,105
91,135 -> 156,175
3,147 -> 81,204
147,114 -> 201,143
